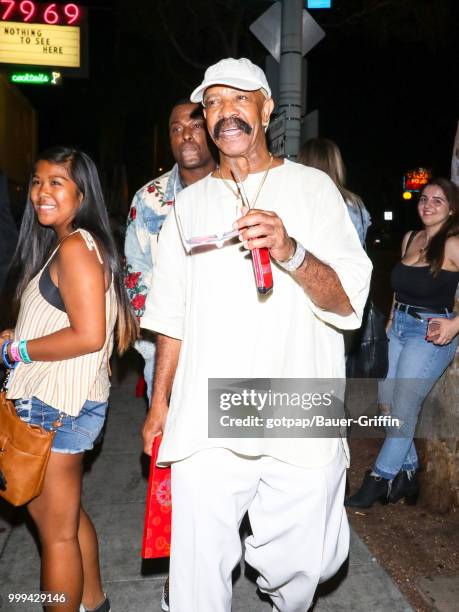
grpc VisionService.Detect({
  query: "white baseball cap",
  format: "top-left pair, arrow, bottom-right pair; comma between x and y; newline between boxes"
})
190,57 -> 272,103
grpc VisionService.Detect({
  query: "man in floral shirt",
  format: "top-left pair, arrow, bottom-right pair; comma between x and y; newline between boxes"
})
124,101 -> 216,401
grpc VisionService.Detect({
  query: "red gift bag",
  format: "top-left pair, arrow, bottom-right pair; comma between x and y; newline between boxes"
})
135,374 -> 146,398
142,435 -> 172,558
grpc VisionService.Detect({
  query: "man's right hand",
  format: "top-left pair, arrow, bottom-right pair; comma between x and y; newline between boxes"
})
142,404 -> 168,455
141,334 -> 181,455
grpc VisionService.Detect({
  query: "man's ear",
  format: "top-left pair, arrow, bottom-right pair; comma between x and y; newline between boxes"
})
203,107 -> 207,120
261,97 -> 275,128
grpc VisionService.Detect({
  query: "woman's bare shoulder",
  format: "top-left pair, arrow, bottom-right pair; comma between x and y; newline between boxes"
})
57,231 -> 104,270
445,234 -> 459,254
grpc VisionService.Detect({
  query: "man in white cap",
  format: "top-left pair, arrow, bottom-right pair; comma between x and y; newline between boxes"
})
141,58 -> 372,611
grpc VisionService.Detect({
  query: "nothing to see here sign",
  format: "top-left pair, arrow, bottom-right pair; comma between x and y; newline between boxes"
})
0,21 -> 80,67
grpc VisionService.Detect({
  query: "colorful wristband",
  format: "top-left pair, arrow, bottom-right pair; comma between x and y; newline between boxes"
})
2,341 -> 15,369
10,341 -> 22,363
19,339 -> 32,364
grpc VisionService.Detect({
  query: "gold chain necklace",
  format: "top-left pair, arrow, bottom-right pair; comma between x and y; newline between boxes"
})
217,154 -> 273,209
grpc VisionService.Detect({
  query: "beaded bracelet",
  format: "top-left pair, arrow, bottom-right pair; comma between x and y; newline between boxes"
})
19,339 -> 32,364
2,341 -> 15,369
10,341 -> 22,363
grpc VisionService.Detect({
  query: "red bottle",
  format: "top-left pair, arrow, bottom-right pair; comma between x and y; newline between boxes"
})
252,247 -> 273,294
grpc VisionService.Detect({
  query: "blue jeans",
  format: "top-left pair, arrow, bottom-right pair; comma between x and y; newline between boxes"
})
374,308 -> 457,479
15,397 -> 108,454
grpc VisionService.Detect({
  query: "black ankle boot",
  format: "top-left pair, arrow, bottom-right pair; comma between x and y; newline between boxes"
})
345,470 -> 390,509
388,469 -> 420,505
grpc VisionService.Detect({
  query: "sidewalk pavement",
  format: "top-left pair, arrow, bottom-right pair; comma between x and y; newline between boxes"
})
0,362 -> 413,612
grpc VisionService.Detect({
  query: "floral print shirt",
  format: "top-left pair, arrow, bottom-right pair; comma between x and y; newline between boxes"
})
124,165 -> 184,357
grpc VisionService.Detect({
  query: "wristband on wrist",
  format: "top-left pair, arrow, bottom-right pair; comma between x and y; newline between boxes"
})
2,341 -> 15,369
10,341 -> 22,363
19,339 -> 32,364
274,238 -> 308,272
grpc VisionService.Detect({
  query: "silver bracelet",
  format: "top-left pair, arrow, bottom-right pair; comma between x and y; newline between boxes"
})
275,238 -> 308,272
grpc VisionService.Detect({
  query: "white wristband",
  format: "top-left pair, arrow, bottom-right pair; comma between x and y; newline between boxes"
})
275,238 -> 308,272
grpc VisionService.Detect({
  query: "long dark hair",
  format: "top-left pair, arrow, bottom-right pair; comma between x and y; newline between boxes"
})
10,146 -> 137,353
421,178 -> 459,276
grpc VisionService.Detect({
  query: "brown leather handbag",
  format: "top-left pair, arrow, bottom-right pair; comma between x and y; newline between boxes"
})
0,385 -> 61,506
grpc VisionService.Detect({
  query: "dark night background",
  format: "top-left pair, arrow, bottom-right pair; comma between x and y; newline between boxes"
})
7,0 -> 459,232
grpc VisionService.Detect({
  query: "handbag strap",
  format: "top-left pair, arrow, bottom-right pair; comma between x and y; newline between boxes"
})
50,411 -> 65,431
1,370 -> 64,431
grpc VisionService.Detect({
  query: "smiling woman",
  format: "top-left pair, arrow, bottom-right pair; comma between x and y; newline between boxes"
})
0,146 -> 137,612
31,160 -> 83,238
346,177 -> 459,510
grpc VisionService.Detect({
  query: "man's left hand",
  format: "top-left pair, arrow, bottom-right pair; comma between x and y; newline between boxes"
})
233,208 -> 294,262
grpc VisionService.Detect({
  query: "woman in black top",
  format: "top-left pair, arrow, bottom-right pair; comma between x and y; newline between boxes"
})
346,178 -> 459,508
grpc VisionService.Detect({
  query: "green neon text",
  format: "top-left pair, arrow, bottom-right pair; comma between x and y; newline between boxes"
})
10,72 -> 61,85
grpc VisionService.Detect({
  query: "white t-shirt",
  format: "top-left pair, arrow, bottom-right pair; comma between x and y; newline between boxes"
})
141,160 -> 372,468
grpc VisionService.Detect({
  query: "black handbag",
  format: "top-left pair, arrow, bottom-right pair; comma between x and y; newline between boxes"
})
345,299 -> 389,379
345,205 -> 389,379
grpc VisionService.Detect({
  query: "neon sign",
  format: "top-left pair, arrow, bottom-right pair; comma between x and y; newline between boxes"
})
403,168 -> 432,193
0,1 -> 86,74
10,69 -> 61,84
0,2 -> 80,26
1,22 -> 80,67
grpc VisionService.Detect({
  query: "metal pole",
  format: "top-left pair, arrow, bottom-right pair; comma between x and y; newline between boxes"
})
278,0 -> 303,159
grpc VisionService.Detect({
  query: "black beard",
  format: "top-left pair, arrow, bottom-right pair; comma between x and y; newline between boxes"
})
213,117 -> 252,140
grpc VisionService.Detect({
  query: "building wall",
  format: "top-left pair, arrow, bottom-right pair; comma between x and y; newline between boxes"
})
0,73 -> 37,185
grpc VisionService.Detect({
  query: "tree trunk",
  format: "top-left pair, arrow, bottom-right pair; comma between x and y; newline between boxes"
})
416,298 -> 459,513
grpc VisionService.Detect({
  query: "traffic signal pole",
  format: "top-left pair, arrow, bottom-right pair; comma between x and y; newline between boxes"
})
279,0 -> 303,159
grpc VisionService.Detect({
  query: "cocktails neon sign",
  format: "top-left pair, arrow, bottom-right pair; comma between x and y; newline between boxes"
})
10,69 -> 61,84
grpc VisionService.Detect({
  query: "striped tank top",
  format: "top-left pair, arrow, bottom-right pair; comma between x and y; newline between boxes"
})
7,229 -> 118,416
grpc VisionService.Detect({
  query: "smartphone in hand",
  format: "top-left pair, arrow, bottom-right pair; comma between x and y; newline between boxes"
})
426,319 -> 441,341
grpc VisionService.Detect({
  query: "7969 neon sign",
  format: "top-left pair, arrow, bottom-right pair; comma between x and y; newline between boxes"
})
0,1 -> 81,25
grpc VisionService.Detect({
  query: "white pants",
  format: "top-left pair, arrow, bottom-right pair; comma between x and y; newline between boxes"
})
169,446 -> 349,612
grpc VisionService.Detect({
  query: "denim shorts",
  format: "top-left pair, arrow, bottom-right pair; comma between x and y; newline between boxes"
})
15,397 -> 108,454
